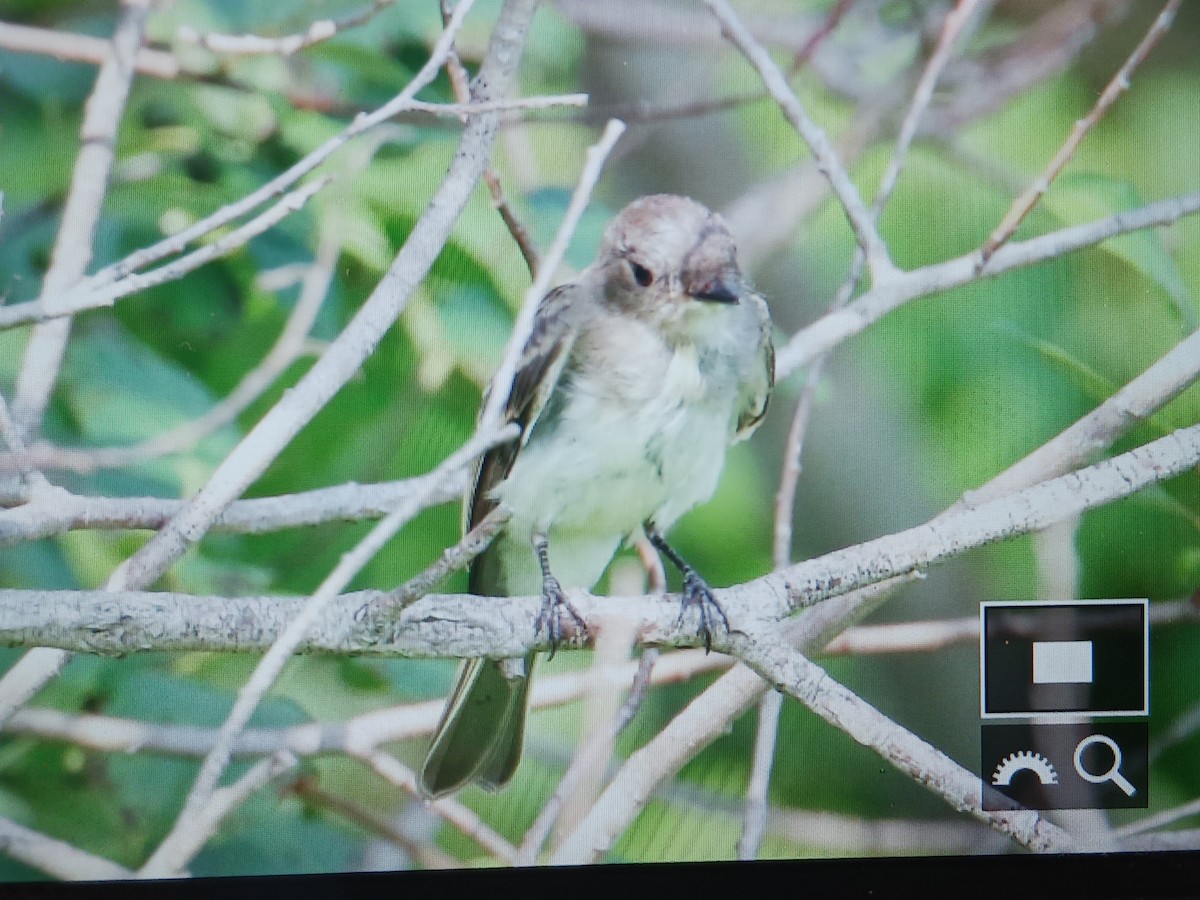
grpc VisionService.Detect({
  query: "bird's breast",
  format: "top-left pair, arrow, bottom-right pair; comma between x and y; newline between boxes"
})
494,320 -> 734,540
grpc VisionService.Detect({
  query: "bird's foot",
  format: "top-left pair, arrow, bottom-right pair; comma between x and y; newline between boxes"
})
677,570 -> 729,654
534,576 -> 587,659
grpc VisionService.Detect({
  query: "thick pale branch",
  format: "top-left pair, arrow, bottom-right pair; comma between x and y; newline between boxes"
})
760,423 -> 1200,614
732,629 -> 1076,852
5,422 -> 1197,658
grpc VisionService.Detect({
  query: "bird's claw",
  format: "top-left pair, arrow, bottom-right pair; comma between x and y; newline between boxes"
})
534,578 -> 587,659
676,571 -> 729,654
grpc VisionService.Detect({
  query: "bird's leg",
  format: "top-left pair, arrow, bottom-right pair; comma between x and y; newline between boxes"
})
532,531 -> 587,659
644,522 -> 729,653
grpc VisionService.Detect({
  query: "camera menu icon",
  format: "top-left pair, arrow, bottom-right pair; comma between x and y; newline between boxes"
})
982,722 -> 1148,810
980,600 -> 1148,718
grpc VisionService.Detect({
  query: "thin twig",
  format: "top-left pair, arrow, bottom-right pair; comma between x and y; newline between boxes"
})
874,0 -> 987,218
979,0 -> 1181,264
479,118 -> 626,431
29,0 -> 480,320
702,0 -> 896,283
788,0 -> 855,72
733,628 -> 1077,853
288,774 -> 458,870
0,469 -> 472,546
11,0 -> 152,438
442,0 -> 542,278
0,816 -> 134,881
775,191 -> 1200,378
357,750 -> 517,863
139,427 -> 511,876
3,650 -> 728,759
737,689 -> 782,859
175,0 -> 399,57
0,177 -> 331,331
386,505 -> 512,606
138,752 -> 297,877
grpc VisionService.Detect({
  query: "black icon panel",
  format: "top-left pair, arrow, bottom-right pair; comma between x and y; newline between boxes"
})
981,601 -> 1147,717
982,722 -> 1148,810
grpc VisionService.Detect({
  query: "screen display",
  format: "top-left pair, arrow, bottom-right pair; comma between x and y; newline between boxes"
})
0,0 -> 1196,888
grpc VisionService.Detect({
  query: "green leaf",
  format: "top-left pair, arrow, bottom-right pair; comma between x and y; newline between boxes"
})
1044,174 -> 1194,328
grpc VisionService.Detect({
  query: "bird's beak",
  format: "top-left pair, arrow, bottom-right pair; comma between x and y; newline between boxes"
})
690,276 -> 740,304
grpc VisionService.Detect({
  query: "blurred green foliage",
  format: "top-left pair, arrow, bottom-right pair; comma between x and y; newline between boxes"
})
0,0 -> 1197,876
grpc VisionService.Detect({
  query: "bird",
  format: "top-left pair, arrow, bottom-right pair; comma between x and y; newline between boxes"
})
418,194 -> 774,798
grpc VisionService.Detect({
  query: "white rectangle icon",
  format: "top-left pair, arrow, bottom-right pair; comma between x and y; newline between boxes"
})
1032,640 -> 1093,684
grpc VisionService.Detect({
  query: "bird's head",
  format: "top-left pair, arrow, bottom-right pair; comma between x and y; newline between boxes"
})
595,194 -> 744,337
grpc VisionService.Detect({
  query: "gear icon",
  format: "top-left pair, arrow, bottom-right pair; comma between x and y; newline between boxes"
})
992,750 -> 1058,786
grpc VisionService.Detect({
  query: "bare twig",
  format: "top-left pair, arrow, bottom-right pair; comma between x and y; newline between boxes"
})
140,427 -> 512,875
0,19 -> 179,78
0,469 -> 471,546
775,191 -> 1200,378
771,359 -> 827,568
138,752 -> 297,877
3,650 -> 728,759
357,750 -> 517,863
288,774 -> 458,870
479,118 -> 626,431
0,177 -> 331,332
1115,797 -> 1200,839
874,0 -> 987,219
979,0 -> 1181,264
442,0 -> 542,278
732,628 -> 1077,852
0,816 -> 134,881
737,688 -> 782,859
955,326 -> 1200,507
702,0 -> 896,283
788,0 -> 854,72
11,0 -> 152,439
175,0 -> 399,57
28,0 -> 480,322
385,505 -> 512,607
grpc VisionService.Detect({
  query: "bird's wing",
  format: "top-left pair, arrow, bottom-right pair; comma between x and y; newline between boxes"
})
734,290 -> 775,441
466,282 -> 584,532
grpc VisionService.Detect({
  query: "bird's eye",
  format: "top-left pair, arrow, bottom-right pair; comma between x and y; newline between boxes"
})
630,261 -> 654,287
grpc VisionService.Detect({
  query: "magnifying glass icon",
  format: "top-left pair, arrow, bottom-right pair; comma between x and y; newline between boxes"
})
1074,734 -> 1136,796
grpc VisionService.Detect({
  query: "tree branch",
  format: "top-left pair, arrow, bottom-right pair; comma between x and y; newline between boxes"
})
11,0 -> 152,438
776,191 -> 1200,378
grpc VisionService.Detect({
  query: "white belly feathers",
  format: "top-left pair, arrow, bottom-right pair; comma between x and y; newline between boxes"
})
493,318 -> 733,543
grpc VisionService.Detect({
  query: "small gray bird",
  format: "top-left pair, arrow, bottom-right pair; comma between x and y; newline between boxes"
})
419,194 -> 774,798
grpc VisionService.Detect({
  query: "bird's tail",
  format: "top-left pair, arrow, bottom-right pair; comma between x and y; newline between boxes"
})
419,654 -> 534,798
